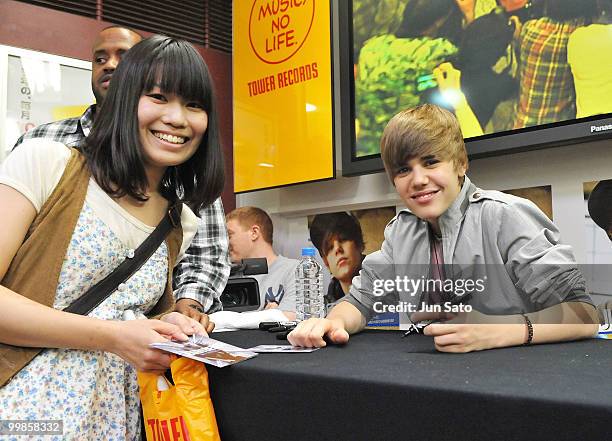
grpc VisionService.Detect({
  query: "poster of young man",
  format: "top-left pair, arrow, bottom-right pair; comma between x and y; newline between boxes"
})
308,207 -> 399,329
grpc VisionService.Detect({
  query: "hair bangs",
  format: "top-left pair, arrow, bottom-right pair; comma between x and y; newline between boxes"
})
143,41 -> 212,110
381,104 -> 467,183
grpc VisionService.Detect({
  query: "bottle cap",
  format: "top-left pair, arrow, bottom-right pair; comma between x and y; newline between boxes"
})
301,247 -> 316,256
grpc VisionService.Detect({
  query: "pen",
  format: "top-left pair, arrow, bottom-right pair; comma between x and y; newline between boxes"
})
259,321 -> 299,330
268,325 -> 297,332
401,320 -> 435,337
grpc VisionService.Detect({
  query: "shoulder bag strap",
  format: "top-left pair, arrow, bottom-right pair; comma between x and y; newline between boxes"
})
64,203 -> 182,316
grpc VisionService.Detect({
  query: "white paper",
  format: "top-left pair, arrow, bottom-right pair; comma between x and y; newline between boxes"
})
210,309 -> 289,332
247,345 -> 319,353
150,334 -> 257,367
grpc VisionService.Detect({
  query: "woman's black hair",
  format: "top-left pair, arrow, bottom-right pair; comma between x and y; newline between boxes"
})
85,34 -> 224,212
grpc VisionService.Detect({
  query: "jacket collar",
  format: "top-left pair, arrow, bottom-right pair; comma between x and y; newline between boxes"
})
437,175 -> 477,235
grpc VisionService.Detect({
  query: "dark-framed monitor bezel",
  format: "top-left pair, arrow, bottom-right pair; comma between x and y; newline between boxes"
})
337,0 -> 612,177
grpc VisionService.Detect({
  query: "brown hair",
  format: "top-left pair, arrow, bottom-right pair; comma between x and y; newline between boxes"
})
380,104 -> 468,183
309,212 -> 364,257
226,206 -> 274,245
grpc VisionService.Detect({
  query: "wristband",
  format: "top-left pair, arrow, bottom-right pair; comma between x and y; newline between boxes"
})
522,314 -> 533,345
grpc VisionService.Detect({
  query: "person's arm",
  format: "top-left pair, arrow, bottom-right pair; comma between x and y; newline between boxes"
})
173,198 -> 231,326
424,301 -> 598,353
433,62 -> 484,138
0,184 -> 193,372
0,285 -> 191,372
426,199 -> 598,352
287,301 -> 365,348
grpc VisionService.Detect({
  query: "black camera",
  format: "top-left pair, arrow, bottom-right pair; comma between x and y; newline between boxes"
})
220,258 -> 268,312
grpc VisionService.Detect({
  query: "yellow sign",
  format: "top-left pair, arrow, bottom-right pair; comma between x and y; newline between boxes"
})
52,105 -> 90,121
233,0 -> 334,192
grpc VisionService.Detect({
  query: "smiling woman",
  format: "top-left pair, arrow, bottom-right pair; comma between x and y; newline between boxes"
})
86,35 -> 224,213
0,35 -> 224,439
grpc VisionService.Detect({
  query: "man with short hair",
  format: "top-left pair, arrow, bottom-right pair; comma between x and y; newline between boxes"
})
13,26 -> 231,328
226,207 -> 297,319
289,104 -> 597,350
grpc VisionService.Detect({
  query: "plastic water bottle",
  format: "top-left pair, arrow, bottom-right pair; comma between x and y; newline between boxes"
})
295,247 -> 324,321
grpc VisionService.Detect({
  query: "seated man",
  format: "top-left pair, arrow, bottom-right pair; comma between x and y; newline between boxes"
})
289,104 -> 598,351
309,212 -> 365,306
226,207 -> 297,319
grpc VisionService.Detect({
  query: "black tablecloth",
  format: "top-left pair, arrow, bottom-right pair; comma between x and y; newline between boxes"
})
207,330 -> 611,441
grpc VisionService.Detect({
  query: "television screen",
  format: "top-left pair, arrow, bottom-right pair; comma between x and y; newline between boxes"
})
340,0 -> 612,175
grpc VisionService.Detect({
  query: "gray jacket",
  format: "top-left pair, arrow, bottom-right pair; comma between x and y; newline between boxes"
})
346,176 -> 591,322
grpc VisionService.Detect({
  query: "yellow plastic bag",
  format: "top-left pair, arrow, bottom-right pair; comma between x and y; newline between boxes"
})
138,357 -> 221,441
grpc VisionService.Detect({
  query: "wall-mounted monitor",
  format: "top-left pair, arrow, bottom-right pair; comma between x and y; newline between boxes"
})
339,0 -> 612,176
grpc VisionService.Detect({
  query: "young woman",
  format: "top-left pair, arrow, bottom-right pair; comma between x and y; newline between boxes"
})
0,35 -> 224,438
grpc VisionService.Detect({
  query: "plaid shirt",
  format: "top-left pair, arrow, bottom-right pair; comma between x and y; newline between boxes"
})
515,17 -> 584,128
14,105 -> 230,312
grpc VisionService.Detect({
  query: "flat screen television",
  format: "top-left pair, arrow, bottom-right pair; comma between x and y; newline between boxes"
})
338,0 -> 612,176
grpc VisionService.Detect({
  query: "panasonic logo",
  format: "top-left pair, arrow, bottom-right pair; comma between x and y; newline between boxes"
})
591,124 -> 612,132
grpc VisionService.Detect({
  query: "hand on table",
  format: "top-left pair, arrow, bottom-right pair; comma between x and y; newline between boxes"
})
287,318 -> 349,348
422,310 -> 523,353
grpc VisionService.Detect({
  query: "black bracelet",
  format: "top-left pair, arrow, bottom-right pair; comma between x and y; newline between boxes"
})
522,314 -> 533,345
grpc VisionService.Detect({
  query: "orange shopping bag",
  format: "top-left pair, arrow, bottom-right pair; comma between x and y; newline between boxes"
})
137,357 -> 221,441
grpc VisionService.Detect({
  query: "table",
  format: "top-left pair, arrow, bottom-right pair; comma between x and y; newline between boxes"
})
207,330 -> 612,441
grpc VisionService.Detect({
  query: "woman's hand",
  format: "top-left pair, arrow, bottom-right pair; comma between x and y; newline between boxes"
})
160,311 -> 208,336
106,319 -> 188,373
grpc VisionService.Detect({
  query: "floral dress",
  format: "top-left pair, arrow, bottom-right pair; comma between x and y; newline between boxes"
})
0,203 -> 169,441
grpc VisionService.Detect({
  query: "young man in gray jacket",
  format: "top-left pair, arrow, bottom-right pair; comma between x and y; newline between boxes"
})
289,104 -> 598,352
